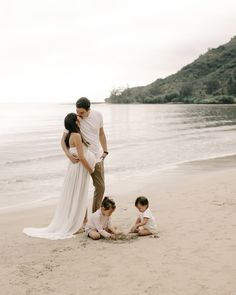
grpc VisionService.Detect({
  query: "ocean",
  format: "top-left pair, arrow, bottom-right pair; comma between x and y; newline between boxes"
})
1,103 -> 236,212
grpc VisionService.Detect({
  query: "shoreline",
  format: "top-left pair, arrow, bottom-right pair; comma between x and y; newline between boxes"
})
1,159 -> 236,294
1,153 -> 236,214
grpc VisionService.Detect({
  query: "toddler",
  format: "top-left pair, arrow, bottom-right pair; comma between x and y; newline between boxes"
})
85,197 -> 119,240
130,196 -> 157,236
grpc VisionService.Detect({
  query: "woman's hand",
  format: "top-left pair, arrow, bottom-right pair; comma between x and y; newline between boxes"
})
68,153 -> 80,164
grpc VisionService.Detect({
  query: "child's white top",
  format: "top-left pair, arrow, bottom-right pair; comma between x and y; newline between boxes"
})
85,208 -> 112,238
139,208 -> 157,233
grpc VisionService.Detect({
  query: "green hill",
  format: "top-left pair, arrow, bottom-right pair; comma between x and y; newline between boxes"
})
105,36 -> 236,104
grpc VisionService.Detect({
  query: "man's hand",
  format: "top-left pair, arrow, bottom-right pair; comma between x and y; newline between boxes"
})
100,151 -> 109,161
89,168 -> 95,175
68,153 -> 80,164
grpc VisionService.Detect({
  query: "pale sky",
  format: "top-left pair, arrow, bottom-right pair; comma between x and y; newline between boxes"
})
0,0 -> 236,103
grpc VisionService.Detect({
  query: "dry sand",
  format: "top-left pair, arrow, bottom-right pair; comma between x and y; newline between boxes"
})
1,163 -> 236,295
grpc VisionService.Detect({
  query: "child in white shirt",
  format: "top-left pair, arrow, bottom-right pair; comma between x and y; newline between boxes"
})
85,197 -> 119,240
130,196 -> 157,236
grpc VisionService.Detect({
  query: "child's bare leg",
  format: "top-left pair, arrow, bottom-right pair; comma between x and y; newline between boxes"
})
88,230 -> 101,240
138,228 -> 152,236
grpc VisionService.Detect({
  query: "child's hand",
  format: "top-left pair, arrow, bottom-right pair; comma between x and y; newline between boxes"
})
130,225 -> 138,233
110,234 -> 117,240
113,229 -> 122,235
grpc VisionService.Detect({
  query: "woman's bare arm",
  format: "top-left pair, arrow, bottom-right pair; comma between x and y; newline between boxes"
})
72,133 -> 94,174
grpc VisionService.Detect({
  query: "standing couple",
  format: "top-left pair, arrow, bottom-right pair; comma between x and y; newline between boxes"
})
23,97 -> 109,240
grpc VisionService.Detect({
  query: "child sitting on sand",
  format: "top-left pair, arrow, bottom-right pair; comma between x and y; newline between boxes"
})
85,197 -> 120,240
130,196 -> 157,236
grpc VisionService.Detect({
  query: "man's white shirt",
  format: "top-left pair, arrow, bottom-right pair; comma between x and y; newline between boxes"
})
64,109 -> 103,162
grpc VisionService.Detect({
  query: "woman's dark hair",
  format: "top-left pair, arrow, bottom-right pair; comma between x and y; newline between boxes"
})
135,196 -> 149,207
76,97 -> 91,111
64,113 -> 88,148
101,197 -> 116,210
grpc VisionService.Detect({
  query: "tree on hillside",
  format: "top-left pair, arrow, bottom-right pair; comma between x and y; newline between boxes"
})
205,79 -> 220,94
149,83 -> 162,96
180,83 -> 193,97
227,77 -> 236,95
106,36 -> 236,104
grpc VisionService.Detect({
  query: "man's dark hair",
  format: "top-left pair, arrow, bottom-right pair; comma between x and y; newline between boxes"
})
101,197 -> 116,210
135,196 -> 149,207
76,97 -> 91,110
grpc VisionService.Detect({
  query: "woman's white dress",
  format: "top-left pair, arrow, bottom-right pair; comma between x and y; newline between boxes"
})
23,146 -> 96,240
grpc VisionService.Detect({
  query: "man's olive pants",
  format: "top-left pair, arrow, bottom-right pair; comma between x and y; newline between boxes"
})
91,161 -> 105,212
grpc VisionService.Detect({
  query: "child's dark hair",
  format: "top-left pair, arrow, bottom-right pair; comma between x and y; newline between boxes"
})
135,196 -> 149,207
101,197 -> 116,210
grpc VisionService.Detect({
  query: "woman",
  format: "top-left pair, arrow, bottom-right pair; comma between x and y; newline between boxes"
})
23,113 -> 96,240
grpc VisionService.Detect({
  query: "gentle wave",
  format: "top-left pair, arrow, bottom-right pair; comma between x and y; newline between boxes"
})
0,172 -> 64,185
1,103 -> 236,211
4,154 -> 63,166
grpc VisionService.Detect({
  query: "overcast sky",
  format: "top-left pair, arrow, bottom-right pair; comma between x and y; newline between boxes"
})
0,0 -> 236,103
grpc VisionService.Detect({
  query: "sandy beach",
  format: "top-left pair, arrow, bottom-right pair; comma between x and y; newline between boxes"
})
1,160 -> 236,295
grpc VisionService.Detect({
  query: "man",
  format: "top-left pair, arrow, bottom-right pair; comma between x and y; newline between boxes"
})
61,97 -> 108,212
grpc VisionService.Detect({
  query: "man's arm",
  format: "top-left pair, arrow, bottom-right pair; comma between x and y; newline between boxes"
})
61,132 -> 79,164
99,127 -> 108,160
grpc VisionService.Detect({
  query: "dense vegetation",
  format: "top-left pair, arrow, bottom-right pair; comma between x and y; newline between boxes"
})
105,36 -> 236,104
